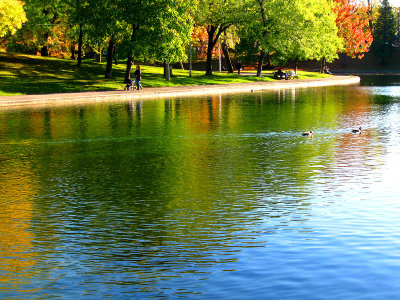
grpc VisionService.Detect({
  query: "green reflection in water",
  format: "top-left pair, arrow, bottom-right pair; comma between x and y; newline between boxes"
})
0,84 -> 393,298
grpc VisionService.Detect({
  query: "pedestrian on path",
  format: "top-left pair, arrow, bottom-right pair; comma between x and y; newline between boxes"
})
236,61 -> 242,75
134,65 -> 143,90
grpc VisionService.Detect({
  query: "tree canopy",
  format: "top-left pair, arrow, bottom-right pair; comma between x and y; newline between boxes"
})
333,0 -> 373,59
0,0 -> 27,37
1,0 -> 378,77
371,0 -> 396,64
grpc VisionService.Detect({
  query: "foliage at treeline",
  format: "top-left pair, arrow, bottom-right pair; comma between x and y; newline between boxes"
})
0,0 -> 396,79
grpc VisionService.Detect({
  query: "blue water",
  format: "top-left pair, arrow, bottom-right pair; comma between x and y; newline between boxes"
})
1,77 -> 400,298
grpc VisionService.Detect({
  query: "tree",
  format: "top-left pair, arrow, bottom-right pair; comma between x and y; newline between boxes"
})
220,28 -> 238,73
239,0 -> 343,76
152,0 -> 193,80
114,0 -> 193,82
248,0 -> 275,77
0,0 -> 27,38
116,0 -> 147,82
371,0 -> 396,64
280,0 -> 343,72
7,0 -> 64,56
84,0 -> 128,78
333,0 -> 373,60
62,0 -> 91,66
195,0 -> 245,75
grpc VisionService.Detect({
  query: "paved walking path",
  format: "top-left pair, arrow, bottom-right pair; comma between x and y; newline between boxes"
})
0,75 -> 360,109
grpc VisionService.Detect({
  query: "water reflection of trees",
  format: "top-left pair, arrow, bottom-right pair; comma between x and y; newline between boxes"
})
0,85 -> 390,293
0,153 -> 38,293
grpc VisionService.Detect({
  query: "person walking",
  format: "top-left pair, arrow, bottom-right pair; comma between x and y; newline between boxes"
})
134,65 -> 143,90
236,61 -> 242,75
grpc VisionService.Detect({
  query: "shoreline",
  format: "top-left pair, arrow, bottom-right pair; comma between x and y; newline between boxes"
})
0,75 -> 360,109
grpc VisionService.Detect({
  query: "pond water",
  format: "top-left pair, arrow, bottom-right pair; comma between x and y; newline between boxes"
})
1,76 -> 400,299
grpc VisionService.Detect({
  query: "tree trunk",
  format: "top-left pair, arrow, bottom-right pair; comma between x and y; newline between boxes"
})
71,45 -> 76,60
294,58 -> 299,73
124,25 -> 137,82
41,32 -> 49,56
41,45 -> 49,56
267,53 -> 272,69
367,0 -> 373,29
222,42 -> 233,73
163,60 -> 167,78
189,42 -> 192,77
257,50 -> 265,77
77,23 -> 83,67
206,38 -> 214,75
124,56 -> 134,83
206,26 -> 217,76
320,57 -> 326,73
206,24 -> 229,76
340,52 -> 347,67
105,38 -> 115,79
166,62 -> 171,81
180,61 -> 184,70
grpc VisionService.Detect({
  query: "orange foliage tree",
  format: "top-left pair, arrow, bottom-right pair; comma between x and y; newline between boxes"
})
333,0 -> 373,58
191,26 -> 219,60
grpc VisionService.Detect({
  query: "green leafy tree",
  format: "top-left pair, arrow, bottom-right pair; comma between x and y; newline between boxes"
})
278,0 -> 343,72
195,0 -> 245,75
24,0 -> 63,56
85,0 -> 129,78
371,0 -> 396,64
151,0 -> 193,80
115,0 -> 149,82
0,0 -> 27,38
115,0 -> 193,82
238,0 -> 342,76
62,0 -> 91,66
221,28 -> 239,73
237,0 -> 275,77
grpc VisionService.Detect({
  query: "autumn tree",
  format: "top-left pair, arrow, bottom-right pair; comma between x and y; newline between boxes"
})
191,26 -> 210,60
333,0 -> 373,64
3,0 -> 82,58
371,0 -> 396,64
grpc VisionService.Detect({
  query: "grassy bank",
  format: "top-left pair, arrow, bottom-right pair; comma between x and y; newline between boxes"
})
0,53 -> 330,96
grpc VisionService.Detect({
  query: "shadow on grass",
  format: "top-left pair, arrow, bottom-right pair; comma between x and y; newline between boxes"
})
0,53 -> 127,95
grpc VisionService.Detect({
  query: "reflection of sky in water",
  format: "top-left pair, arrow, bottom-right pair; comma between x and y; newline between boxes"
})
362,86 -> 400,98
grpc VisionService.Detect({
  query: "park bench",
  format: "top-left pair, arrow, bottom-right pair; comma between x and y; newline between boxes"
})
285,70 -> 298,80
273,71 -> 286,79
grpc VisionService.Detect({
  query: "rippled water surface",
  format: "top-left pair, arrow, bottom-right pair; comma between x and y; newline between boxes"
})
1,77 -> 400,299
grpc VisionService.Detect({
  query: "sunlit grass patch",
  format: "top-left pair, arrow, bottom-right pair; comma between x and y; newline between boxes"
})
0,53 -> 330,96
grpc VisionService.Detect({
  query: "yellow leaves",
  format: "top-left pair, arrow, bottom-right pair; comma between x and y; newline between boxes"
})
0,0 -> 27,37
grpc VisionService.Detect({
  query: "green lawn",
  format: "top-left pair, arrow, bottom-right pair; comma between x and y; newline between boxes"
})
0,53 -> 330,96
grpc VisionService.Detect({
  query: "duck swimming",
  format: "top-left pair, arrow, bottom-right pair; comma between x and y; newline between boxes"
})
302,131 -> 313,137
352,127 -> 362,133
